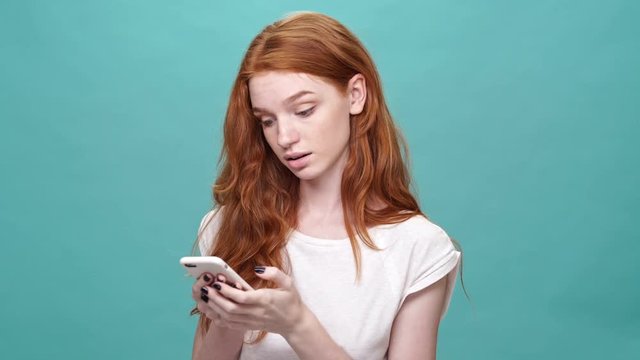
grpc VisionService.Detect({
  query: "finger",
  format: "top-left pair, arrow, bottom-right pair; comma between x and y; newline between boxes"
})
200,286 -> 243,325
212,281 -> 259,309
200,286 -> 225,315
199,272 -> 215,285
254,266 -> 292,289
192,273 -> 213,296
216,273 -> 240,289
208,284 -> 261,326
200,272 -> 214,285
205,285 -> 265,331
199,302 -> 217,319
192,273 -> 214,299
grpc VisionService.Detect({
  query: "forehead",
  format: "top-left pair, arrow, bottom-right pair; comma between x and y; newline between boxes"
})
248,71 -> 339,108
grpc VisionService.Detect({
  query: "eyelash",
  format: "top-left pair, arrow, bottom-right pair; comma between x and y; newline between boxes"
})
295,106 -> 315,117
260,107 -> 315,128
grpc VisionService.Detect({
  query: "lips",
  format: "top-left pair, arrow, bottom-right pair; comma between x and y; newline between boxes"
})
284,152 -> 311,170
284,153 -> 311,161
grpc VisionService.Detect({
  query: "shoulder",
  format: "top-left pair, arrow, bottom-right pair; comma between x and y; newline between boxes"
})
197,206 -> 223,255
377,215 -> 461,319
198,207 -> 221,229
375,214 -> 460,291
375,214 -> 454,253
390,214 -> 447,235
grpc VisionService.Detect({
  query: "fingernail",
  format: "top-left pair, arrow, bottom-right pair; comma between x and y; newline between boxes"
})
213,283 -> 221,291
254,266 -> 265,274
200,286 -> 208,294
203,274 -> 212,282
200,293 -> 209,303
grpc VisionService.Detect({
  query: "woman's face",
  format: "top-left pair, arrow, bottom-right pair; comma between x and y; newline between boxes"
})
249,71 -> 366,182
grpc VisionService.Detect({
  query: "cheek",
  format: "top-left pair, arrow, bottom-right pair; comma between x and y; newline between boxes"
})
324,111 -> 350,142
314,103 -> 347,130
262,130 -> 279,152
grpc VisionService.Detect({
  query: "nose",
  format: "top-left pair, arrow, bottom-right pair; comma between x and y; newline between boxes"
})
277,117 -> 300,149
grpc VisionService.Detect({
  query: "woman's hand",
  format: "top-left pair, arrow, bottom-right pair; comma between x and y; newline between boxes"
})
198,266 -> 311,336
191,273 -> 245,360
193,267 -> 351,359
192,272 -> 242,318
191,272 -> 216,318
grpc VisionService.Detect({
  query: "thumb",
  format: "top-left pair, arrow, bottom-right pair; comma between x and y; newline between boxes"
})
254,266 -> 292,289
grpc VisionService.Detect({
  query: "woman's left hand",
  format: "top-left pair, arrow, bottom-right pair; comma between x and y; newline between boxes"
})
201,266 -> 311,336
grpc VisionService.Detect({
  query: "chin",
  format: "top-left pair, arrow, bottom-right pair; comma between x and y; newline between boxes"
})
289,167 -> 319,181
291,171 -> 317,181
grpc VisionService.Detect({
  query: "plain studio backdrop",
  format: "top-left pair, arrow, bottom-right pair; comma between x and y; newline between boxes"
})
1,1 -> 638,359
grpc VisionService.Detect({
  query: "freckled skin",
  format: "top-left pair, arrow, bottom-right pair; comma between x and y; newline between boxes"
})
249,71 -> 352,183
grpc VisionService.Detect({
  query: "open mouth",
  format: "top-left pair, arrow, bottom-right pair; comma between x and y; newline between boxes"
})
286,153 -> 310,161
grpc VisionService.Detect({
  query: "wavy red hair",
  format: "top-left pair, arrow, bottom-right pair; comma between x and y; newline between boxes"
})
192,11 -> 465,341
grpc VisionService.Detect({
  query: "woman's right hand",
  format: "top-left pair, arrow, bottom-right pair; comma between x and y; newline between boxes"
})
192,273 -> 243,322
191,273 -> 246,360
192,272 -> 216,319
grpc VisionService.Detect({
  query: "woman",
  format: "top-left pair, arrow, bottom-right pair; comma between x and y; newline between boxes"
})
190,11 -> 463,360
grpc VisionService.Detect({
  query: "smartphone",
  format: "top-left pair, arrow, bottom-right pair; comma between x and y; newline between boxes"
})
180,256 -> 253,290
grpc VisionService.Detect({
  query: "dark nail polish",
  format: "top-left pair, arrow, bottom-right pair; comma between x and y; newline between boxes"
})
255,266 -> 265,274
200,286 -> 208,294
213,283 -> 221,291
203,274 -> 212,282
200,293 -> 209,303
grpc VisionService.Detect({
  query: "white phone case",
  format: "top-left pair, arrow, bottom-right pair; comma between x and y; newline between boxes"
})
180,256 -> 254,290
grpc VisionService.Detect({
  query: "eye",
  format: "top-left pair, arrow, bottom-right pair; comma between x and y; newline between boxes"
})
261,119 -> 275,128
295,106 -> 315,117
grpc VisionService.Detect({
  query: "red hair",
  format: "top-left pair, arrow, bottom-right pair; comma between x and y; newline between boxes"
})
193,11 -> 464,341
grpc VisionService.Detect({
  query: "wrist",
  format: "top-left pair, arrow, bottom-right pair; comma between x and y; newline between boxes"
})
283,307 -> 317,344
281,308 -> 351,360
207,322 -> 245,340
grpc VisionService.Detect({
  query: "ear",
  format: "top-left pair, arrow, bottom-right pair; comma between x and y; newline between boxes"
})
347,73 -> 367,115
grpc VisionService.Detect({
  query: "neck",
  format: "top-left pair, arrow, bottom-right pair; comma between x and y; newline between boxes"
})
297,167 -> 346,237
298,151 -> 347,216
298,181 -> 343,215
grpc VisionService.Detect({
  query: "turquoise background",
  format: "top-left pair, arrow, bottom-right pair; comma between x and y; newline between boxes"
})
1,0 -> 638,359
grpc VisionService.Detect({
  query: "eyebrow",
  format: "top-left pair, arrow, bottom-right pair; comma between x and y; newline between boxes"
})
252,90 -> 316,114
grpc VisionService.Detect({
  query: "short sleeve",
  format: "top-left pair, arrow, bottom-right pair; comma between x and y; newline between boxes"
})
197,207 -> 222,255
400,217 -> 462,320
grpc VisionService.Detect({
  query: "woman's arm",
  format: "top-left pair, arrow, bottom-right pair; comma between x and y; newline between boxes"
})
282,307 -> 351,360
191,273 -> 245,360
192,323 -> 244,360
387,276 -> 449,360
205,267 -> 351,360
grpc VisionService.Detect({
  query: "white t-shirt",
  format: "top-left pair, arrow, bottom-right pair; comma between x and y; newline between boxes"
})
197,208 -> 461,360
